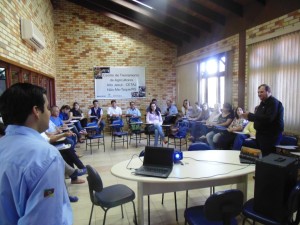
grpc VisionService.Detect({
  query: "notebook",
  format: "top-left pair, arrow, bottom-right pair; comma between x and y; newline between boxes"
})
135,146 -> 174,178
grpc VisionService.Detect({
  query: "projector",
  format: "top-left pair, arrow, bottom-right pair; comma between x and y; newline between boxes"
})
173,150 -> 183,162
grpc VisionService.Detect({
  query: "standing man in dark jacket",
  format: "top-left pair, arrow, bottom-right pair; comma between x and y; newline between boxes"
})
242,84 -> 284,156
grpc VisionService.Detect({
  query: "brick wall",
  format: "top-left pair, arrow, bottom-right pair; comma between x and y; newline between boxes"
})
0,0 -> 56,76
53,0 -> 177,116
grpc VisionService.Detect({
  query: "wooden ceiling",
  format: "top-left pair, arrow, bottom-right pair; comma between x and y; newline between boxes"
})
63,0 -> 266,45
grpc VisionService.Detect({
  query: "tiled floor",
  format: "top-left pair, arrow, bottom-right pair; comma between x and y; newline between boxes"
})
67,133 -> 255,225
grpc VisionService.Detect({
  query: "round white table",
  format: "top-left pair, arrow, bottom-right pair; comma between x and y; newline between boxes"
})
111,150 -> 255,225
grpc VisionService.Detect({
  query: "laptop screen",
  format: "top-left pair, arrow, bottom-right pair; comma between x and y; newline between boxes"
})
143,146 -> 174,167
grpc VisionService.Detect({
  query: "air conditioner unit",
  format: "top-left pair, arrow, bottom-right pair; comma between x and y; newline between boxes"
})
21,19 -> 45,50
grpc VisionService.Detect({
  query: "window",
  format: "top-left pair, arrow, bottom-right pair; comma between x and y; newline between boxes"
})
248,31 -> 300,134
199,53 -> 226,108
0,67 -> 6,96
0,60 -> 56,107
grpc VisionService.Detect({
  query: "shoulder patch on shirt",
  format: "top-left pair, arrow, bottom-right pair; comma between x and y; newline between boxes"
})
44,188 -> 55,198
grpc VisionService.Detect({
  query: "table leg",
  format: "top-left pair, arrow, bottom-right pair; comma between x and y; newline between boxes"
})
137,182 -> 144,225
236,175 -> 248,202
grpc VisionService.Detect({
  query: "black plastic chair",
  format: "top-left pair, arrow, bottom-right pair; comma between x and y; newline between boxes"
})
86,165 -> 137,225
185,189 -> 244,225
85,126 -> 105,154
110,118 -> 128,150
242,181 -> 300,225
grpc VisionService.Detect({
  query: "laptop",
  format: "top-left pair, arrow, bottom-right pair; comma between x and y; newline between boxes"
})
135,146 -> 174,178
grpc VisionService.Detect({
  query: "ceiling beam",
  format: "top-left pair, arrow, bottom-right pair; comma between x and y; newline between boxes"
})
68,0 -> 185,45
175,0 -> 226,25
83,0 -> 192,42
118,0 -> 201,37
209,0 -> 243,17
137,0 -> 211,32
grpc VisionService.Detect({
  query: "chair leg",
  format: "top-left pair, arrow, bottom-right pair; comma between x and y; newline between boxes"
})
161,193 -> 164,204
148,195 -> 151,225
90,139 -> 92,155
186,190 -> 189,209
103,209 -> 108,225
132,201 -> 137,225
174,192 -> 178,221
103,136 -> 105,152
89,204 -> 94,225
121,204 -> 124,218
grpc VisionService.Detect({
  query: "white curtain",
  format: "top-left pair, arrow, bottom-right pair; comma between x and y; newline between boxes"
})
248,31 -> 300,134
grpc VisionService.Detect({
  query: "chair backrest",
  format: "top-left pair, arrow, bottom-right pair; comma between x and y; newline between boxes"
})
204,189 -> 244,225
86,165 -> 104,203
188,142 -> 211,151
287,181 -> 300,224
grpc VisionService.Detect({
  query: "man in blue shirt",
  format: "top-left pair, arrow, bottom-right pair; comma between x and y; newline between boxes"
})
163,100 -> 178,125
126,101 -> 141,118
0,83 -> 72,224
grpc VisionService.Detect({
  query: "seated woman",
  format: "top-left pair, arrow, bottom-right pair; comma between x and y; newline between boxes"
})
187,102 -> 202,120
69,102 -> 87,132
216,107 -> 248,149
59,105 -> 86,142
146,102 -> 168,146
181,99 -> 191,118
206,103 -> 234,149
189,103 -> 221,142
232,121 -> 257,150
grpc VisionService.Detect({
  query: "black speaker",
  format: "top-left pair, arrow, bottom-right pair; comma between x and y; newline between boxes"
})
254,153 -> 298,222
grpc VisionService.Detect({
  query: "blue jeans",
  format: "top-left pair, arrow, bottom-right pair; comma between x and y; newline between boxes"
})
154,124 -> 165,146
232,134 -> 249,150
206,131 -> 222,149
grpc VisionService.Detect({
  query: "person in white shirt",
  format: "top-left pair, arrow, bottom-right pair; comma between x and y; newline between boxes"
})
107,99 -> 123,121
107,100 -> 123,132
